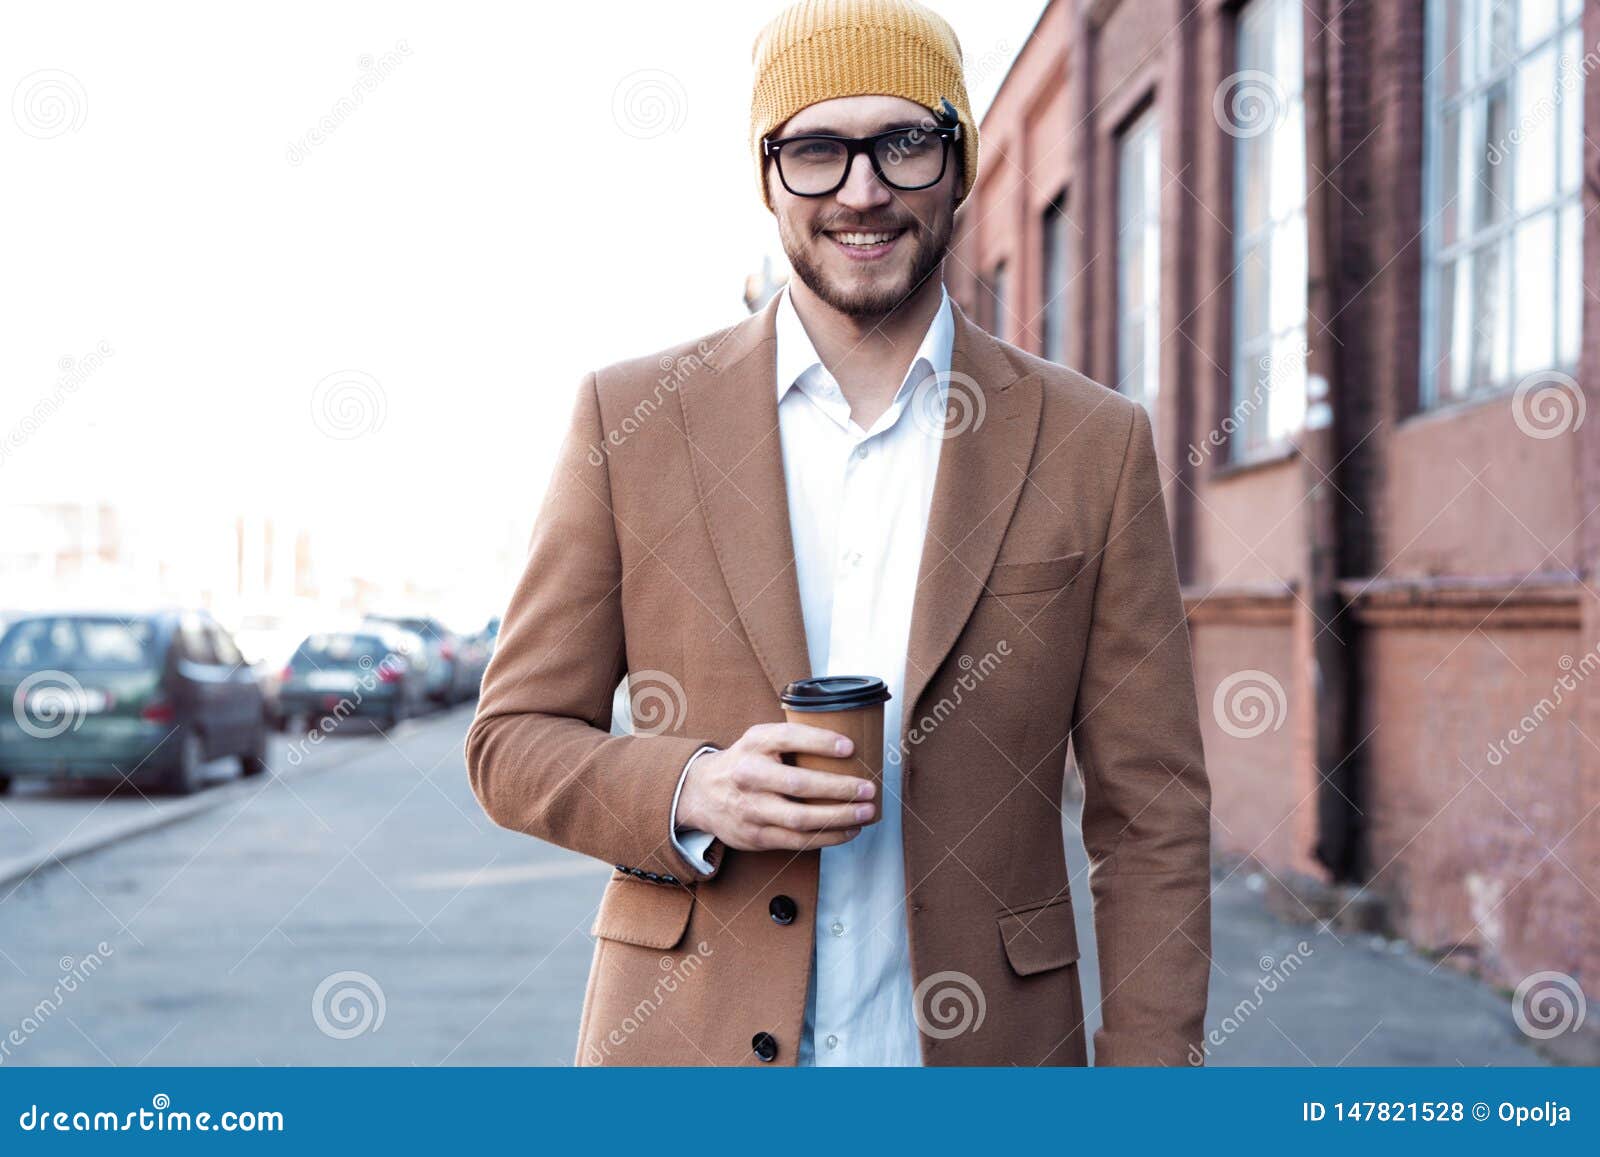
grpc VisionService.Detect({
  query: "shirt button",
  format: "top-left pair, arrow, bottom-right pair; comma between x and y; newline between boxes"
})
854,444 -> 869,460
825,1034 -> 839,1050
830,920 -> 846,937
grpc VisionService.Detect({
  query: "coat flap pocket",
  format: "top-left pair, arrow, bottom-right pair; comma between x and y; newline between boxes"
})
997,897 -> 1081,976
985,550 -> 1086,596
591,875 -> 695,950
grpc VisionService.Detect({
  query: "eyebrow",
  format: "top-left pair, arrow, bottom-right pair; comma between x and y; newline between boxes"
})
778,121 -> 924,138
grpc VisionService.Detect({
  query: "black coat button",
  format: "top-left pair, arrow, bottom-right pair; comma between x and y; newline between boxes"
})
751,1032 -> 778,1062
768,894 -> 797,925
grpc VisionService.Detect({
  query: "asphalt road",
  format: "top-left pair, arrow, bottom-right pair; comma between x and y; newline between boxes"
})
0,706 -> 1549,1066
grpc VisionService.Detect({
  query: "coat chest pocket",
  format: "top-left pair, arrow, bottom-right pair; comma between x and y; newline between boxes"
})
984,550 -> 1086,597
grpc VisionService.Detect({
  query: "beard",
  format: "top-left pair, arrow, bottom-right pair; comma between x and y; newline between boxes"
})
778,207 -> 952,320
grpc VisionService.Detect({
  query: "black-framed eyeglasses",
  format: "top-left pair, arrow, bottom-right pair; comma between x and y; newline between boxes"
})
762,118 -> 960,197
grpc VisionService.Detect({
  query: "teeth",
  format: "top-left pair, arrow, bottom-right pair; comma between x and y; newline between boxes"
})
833,231 -> 899,247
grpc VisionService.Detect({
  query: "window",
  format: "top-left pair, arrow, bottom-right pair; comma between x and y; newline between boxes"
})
1117,108 -> 1161,414
1041,194 -> 1072,363
1232,0 -> 1308,453
1424,0 -> 1584,404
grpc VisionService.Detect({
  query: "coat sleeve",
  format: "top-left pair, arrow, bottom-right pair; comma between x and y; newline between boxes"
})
1071,402 -> 1212,1066
464,371 -> 720,883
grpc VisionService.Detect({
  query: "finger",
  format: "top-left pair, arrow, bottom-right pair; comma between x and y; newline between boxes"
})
737,757 -> 875,802
749,824 -> 862,851
749,793 -> 875,832
752,721 -> 855,759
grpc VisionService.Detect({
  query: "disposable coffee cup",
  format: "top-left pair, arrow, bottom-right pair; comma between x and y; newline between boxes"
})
779,676 -> 891,822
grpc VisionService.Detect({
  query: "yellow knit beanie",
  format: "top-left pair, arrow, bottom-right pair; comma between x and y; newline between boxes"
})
750,0 -> 980,211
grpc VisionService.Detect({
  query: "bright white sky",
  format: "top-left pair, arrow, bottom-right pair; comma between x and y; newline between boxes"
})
3,1 -> 1044,628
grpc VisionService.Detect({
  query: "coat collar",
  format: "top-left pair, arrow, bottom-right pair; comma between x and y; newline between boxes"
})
680,289 -> 1042,745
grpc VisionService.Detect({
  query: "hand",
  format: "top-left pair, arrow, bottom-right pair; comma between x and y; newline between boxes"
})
677,722 -> 876,852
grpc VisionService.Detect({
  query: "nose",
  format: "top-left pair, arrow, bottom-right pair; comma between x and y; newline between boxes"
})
834,150 -> 893,212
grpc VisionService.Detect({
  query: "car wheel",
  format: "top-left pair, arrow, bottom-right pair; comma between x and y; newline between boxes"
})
164,731 -> 207,795
239,726 -> 269,777
0,774 -> 11,795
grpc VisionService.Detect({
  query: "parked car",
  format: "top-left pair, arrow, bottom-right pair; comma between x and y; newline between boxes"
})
360,615 -> 473,705
277,628 -> 427,734
0,610 -> 268,795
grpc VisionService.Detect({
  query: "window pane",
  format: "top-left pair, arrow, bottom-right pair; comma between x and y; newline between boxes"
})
1520,0 -> 1560,48
1117,110 -> 1159,413
1478,84 -> 1510,227
1559,28 -> 1581,195
1439,0 -> 1467,98
1237,244 -> 1270,343
1558,200 -> 1581,366
1488,0 -> 1516,72
1434,258 -> 1459,397
1470,236 -> 1510,388
1439,105 -> 1463,247
1448,251 -> 1473,399
1269,213 -> 1308,334
1514,45 -> 1559,213
1512,210 -> 1556,374
1266,330 -> 1308,442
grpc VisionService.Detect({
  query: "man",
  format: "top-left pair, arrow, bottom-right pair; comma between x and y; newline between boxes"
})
466,0 -> 1211,1067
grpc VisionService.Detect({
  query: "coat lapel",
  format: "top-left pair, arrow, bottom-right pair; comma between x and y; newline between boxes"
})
899,303 -> 1041,747
678,294 -> 812,702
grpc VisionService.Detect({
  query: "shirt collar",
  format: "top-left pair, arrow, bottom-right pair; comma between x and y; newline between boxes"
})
774,282 -> 955,411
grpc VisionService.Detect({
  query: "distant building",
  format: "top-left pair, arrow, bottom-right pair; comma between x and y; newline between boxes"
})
743,254 -> 789,313
953,0 -> 1598,1007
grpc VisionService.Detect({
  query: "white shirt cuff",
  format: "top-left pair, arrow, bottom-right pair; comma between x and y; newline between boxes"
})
670,744 -> 720,877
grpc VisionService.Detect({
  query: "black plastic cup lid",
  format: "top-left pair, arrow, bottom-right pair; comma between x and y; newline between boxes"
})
780,675 -> 891,712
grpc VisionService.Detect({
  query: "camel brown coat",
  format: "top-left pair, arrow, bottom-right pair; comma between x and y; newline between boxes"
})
465,293 -> 1212,1066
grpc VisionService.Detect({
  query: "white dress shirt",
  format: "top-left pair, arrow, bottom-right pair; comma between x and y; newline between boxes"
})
670,282 -> 953,1066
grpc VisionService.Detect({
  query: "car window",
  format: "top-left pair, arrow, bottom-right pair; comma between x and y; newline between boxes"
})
0,617 -> 157,670
179,616 -> 218,664
209,624 -> 244,668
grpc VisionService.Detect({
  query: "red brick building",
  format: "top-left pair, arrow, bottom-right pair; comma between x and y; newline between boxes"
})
950,0 -> 1599,1006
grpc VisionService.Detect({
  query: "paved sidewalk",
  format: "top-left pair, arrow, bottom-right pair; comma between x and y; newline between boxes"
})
1061,814 -> 1549,1066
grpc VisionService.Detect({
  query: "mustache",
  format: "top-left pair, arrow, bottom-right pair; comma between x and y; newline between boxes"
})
813,216 -> 919,235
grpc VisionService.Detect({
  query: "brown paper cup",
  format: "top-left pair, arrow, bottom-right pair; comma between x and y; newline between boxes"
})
779,676 -> 890,824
